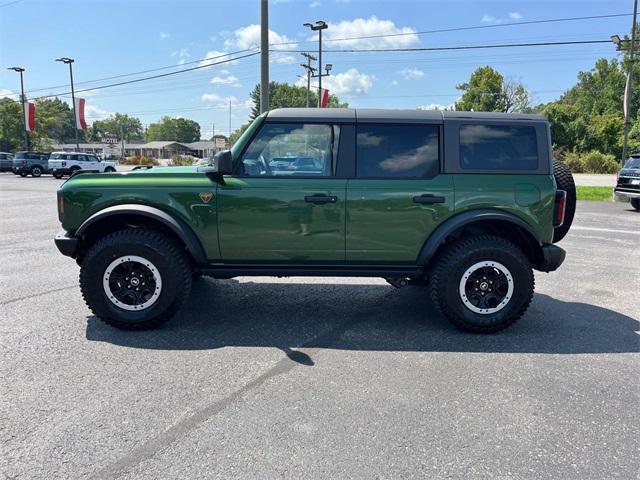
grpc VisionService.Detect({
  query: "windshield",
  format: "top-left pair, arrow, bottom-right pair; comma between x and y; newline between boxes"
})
624,157 -> 640,169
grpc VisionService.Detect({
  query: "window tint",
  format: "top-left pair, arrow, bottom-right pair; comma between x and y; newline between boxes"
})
240,123 -> 337,177
460,125 -> 538,170
356,124 -> 439,178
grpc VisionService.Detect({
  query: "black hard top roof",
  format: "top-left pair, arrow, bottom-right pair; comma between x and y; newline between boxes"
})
266,108 -> 546,123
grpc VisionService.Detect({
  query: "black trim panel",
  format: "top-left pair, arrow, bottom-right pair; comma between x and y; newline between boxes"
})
199,265 -> 424,278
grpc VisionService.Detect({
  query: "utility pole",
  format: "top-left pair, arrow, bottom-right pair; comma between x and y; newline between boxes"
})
260,0 -> 269,113
303,21 -> 328,107
300,52 -> 317,107
56,57 -> 79,150
623,0 -> 638,162
7,66 -> 29,150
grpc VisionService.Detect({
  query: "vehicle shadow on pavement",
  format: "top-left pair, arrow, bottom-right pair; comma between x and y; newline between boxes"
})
86,278 -> 639,357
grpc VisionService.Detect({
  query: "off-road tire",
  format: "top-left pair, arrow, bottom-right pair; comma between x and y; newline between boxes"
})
53,173 -> 63,179
19,171 -> 27,177
104,166 -> 116,173
552,160 -> 576,242
80,228 -> 192,330
30,166 -> 43,177
429,235 -> 535,333
631,198 -> 640,211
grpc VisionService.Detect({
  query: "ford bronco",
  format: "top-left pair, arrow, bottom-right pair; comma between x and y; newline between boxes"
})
54,109 -> 575,333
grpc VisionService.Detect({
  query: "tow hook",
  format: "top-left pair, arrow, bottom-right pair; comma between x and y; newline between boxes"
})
385,277 -> 409,288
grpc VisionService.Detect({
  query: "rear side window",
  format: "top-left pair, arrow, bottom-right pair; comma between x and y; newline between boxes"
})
459,125 -> 538,170
356,124 -> 439,178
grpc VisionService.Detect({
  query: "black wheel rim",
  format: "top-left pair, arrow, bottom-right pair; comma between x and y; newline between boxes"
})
459,261 -> 514,314
103,256 -> 162,311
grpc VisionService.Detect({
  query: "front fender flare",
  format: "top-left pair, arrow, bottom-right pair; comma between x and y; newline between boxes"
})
416,209 -> 543,266
75,204 -> 208,266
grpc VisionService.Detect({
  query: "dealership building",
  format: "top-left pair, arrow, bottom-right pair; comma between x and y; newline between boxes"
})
52,140 -> 224,159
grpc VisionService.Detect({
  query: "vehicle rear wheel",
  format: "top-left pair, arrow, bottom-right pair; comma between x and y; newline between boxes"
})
104,166 -> 116,173
80,228 -> 192,330
53,173 -> 63,179
19,172 -> 27,177
30,166 -> 43,177
552,160 -> 576,242
69,166 -> 81,176
429,235 -> 534,333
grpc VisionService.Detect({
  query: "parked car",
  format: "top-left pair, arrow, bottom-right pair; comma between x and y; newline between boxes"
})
54,108 -> 575,333
48,152 -> 116,178
13,151 -> 51,177
0,152 -> 14,172
614,154 -> 640,211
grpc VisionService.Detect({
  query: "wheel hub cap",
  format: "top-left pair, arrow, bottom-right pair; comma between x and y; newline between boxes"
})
459,261 -> 514,315
103,255 -> 162,311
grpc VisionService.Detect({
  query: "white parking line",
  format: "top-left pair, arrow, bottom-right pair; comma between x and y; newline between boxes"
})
571,226 -> 640,236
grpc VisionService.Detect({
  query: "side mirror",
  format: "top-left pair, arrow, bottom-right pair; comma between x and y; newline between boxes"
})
197,150 -> 233,177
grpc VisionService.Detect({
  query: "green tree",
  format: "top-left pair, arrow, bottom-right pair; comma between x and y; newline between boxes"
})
0,98 -> 24,151
229,123 -> 250,144
90,113 -> 144,142
248,81 -> 349,120
455,66 -> 530,113
34,97 -> 86,144
146,116 -> 201,142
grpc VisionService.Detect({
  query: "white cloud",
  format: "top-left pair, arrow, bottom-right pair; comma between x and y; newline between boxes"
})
400,67 -> 424,80
198,50 -> 238,69
201,93 -> 238,106
0,88 -> 18,100
391,80 -> 399,86
225,24 -> 297,51
309,0 -> 321,6
417,103 -> 454,111
481,12 -> 523,24
172,48 -> 191,58
306,68 -> 374,95
321,17 -> 418,48
159,31 -> 170,40
211,74 -> 240,86
85,105 -> 113,121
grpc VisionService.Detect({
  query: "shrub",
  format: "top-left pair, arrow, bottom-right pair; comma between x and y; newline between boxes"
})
581,151 -> 619,174
121,155 -> 159,166
168,155 -> 196,166
560,151 -> 585,173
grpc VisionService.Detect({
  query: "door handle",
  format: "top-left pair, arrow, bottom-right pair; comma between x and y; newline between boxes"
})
305,195 -> 338,204
413,194 -> 446,204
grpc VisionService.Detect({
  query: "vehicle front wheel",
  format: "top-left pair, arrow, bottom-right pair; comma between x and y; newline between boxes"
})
30,166 -> 43,177
631,198 -> 640,211
79,228 -> 193,329
53,173 -> 63,179
429,235 -> 534,333
104,166 -> 116,173
19,171 -> 27,177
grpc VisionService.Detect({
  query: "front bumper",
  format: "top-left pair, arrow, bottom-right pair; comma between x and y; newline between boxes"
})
54,229 -> 78,258
537,244 -> 566,272
614,187 -> 640,199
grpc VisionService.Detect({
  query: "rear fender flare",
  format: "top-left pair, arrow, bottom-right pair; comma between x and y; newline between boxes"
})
75,204 -> 207,265
417,209 -> 542,266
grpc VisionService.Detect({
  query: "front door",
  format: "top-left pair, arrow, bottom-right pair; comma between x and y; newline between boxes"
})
217,122 -> 346,263
346,123 -> 454,264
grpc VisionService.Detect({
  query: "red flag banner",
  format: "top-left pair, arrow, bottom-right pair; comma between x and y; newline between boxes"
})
24,101 -> 35,131
319,88 -> 329,108
74,97 -> 87,129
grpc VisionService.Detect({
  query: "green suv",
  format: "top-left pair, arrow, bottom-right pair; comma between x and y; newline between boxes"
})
54,109 -> 575,333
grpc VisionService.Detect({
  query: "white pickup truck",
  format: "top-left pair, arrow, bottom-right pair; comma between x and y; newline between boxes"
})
48,152 -> 116,178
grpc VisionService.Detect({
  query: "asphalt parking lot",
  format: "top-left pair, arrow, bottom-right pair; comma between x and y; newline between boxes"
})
1,173 -> 638,479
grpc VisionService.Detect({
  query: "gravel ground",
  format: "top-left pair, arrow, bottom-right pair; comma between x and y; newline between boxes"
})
1,173 -> 638,479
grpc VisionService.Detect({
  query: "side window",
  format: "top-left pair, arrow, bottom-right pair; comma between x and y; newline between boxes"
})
356,124 -> 439,178
459,125 -> 538,170
239,123 -> 337,177
77,155 -> 87,162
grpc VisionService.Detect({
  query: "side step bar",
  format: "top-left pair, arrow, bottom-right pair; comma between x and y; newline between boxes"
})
198,265 -> 425,279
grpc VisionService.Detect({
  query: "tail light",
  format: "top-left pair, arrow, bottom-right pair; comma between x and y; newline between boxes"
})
553,190 -> 567,227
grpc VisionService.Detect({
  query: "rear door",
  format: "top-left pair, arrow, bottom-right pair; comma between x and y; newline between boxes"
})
217,121 -> 347,263
346,123 -> 454,264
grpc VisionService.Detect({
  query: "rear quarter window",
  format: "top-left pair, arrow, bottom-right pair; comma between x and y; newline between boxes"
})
460,125 -> 538,171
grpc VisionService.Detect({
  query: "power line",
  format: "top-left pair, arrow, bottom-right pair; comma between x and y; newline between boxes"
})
32,51 -> 261,100
269,13 -> 632,46
272,39 -> 612,54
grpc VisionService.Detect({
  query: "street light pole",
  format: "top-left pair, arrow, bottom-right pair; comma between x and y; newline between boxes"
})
622,0 -> 638,162
303,21 -> 328,107
56,57 -> 79,150
8,66 -> 29,150
260,0 -> 269,114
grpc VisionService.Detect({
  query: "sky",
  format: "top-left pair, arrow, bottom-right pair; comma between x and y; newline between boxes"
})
0,0 -> 633,139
